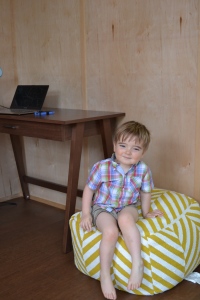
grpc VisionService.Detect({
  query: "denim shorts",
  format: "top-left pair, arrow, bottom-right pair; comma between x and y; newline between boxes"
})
91,203 -> 137,226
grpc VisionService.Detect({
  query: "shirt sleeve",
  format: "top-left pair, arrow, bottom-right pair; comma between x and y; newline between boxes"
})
141,167 -> 154,192
86,161 -> 102,191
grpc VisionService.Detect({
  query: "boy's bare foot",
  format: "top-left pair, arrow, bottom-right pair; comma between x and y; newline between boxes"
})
127,259 -> 144,290
100,274 -> 117,299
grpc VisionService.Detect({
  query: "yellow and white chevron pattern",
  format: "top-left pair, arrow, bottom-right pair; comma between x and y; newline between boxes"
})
69,189 -> 200,295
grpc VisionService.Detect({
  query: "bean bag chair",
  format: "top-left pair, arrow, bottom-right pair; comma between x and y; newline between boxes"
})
69,188 -> 200,295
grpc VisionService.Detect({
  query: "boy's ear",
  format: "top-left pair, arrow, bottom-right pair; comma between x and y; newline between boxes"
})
113,142 -> 116,152
142,147 -> 148,155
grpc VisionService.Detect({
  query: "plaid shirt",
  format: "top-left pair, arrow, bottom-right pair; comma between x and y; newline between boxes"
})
87,154 -> 154,212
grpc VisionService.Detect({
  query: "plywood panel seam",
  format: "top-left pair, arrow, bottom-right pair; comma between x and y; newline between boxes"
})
194,0 -> 200,201
80,0 -> 87,110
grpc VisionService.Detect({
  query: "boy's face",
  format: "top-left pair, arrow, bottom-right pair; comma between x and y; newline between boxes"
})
113,136 -> 145,170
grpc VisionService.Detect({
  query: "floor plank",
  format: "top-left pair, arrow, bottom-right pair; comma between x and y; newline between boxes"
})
0,198 -> 199,300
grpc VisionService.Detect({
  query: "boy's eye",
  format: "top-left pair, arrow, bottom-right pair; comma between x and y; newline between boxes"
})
117,143 -> 142,152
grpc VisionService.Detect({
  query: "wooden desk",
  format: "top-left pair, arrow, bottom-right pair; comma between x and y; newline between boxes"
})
0,108 -> 125,252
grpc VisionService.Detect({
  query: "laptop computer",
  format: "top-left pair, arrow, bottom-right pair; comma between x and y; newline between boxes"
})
0,85 -> 49,115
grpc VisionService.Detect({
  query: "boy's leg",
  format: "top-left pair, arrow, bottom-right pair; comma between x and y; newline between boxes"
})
96,212 -> 119,300
118,206 -> 143,291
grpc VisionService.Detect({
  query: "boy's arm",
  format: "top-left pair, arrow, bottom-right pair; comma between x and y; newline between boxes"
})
80,184 -> 94,231
140,191 -> 164,218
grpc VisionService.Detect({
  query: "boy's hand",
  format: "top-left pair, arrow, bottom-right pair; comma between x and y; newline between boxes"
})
144,209 -> 164,218
80,213 -> 93,232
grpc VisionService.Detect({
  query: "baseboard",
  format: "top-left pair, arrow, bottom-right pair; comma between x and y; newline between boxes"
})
0,193 -> 81,212
30,195 -> 66,210
0,193 -> 22,202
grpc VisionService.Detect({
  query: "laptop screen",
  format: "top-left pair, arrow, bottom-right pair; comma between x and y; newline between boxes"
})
10,85 -> 49,110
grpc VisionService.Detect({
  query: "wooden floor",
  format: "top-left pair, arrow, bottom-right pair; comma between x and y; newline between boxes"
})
0,198 -> 200,300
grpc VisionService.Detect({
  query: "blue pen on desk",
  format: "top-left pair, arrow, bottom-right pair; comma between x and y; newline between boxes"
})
34,111 -> 46,116
34,110 -> 55,116
47,110 -> 55,115
46,111 -> 55,115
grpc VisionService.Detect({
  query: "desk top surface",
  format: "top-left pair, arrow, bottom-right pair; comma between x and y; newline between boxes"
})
0,108 -> 125,125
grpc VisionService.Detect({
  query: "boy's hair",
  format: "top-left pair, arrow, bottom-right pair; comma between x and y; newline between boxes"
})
113,121 -> 151,151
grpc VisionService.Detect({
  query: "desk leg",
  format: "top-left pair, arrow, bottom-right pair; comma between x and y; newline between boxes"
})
99,119 -> 114,158
10,135 -> 30,199
63,122 -> 85,253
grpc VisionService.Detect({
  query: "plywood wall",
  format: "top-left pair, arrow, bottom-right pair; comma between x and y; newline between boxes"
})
0,0 -> 200,208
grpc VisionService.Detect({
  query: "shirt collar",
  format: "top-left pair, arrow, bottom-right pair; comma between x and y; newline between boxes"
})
111,153 -> 118,167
